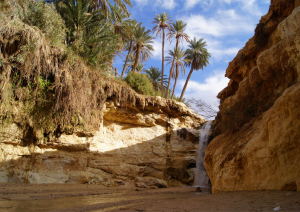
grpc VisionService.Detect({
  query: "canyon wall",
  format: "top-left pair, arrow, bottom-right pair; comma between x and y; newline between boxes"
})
0,98 -> 206,187
204,0 -> 300,193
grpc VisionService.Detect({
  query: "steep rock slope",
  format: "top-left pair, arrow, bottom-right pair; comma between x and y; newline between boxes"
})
204,0 -> 300,193
0,98 -> 206,187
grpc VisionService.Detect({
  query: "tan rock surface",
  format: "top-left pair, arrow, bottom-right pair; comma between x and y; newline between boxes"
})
205,82 -> 300,193
0,98 -> 205,187
206,2 -> 300,193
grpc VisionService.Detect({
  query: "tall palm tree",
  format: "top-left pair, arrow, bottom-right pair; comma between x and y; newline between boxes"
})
179,37 -> 211,102
107,3 -> 134,69
152,12 -> 172,97
165,20 -> 189,99
165,47 -> 191,99
132,24 -> 154,73
121,19 -> 138,77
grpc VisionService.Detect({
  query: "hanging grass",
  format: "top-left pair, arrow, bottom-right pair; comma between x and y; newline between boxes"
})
0,20 -> 146,133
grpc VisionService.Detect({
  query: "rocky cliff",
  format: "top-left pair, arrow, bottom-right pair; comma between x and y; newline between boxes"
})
0,97 -> 206,187
204,0 -> 300,193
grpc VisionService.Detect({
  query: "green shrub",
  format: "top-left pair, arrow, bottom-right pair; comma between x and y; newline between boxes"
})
125,72 -> 156,96
22,0 -> 66,46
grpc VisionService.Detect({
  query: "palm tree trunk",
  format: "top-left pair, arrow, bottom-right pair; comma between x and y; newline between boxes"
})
132,45 -> 140,73
171,63 -> 178,99
161,28 -> 165,97
166,40 -> 179,99
179,66 -> 194,102
121,40 -> 132,77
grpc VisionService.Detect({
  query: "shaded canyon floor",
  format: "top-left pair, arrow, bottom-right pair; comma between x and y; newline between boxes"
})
0,183 -> 299,211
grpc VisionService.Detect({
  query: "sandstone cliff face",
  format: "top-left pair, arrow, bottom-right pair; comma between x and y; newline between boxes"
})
205,0 -> 300,193
0,97 -> 206,187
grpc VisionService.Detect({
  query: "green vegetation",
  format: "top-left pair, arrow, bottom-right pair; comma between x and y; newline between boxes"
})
144,66 -> 167,93
0,0 -> 211,137
0,0 -> 141,133
179,37 -> 211,102
165,20 -> 189,99
125,72 -> 155,96
165,47 -> 190,99
23,0 -> 66,46
131,23 -> 154,73
152,12 -> 173,97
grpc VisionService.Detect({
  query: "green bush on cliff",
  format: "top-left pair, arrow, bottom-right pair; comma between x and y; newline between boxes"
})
125,72 -> 156,96
22,0 -> 66,46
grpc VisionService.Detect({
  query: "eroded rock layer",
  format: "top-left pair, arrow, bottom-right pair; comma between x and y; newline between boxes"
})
205,0 -> 300,193
0,98 -> 206,187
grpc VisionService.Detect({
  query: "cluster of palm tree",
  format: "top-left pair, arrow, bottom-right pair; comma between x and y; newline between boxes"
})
152,12 -> 211,102
46,0 -> 152,71
44,1 -> 211,102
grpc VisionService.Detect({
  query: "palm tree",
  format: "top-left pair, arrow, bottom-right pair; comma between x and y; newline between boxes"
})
152,12 -> 172,97
144,66 -> 168,92
179,37 -> 211,102
89,0 -> 132,21
107,3 -> 134,69
107,3 -> 135,44
136,63 -> 146,73
165,20 -> 189,99
132,24 -> 154,73
121,19 -> 138,77
124,53 -> 136,73
165,47 -> 191,99
47,0 -> 132,22
55,0 -> 118,66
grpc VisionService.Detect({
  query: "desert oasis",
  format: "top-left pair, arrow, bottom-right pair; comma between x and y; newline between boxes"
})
0,0 -> 299,211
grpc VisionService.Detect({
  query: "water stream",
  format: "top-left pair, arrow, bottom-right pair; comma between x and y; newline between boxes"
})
195,121 -> 212,189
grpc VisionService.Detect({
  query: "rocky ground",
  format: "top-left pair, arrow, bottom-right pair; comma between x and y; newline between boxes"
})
0,183 -> 299,211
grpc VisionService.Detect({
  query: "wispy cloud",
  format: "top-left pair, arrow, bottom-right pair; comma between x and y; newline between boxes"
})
182,10 -> 255,38
175,71 -> 229,109
132,0 -> 177,10
161,0 -> 177,10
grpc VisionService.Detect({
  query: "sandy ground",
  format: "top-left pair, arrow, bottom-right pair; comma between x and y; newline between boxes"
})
0,183 -> 299,212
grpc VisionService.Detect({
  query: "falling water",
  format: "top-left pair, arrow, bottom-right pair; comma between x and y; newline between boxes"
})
195,121 -> 212,189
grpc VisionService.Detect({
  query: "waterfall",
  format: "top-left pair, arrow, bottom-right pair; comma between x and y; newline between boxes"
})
195,121 -> 212,189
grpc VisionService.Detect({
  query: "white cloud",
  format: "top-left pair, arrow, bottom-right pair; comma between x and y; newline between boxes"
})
132,0 -> 176,10
162,0 -> 177,10
132,0 -> 149,7
182,10 -> 254,38
151,40 -> 162,59
175,71 -> 229,110
209,46 -> 240,61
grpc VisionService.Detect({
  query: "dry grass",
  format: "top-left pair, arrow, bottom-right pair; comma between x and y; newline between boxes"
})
0,21 -> 148,133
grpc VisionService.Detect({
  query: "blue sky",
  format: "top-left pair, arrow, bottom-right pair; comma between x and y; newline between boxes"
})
114,0 -> 270,111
